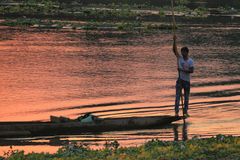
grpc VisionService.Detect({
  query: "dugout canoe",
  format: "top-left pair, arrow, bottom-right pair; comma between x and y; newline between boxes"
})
0,115 -> 183,138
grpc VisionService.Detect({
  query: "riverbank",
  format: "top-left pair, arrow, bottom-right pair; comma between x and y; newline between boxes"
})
1,135 -> 239,160
1,2 -> 240,31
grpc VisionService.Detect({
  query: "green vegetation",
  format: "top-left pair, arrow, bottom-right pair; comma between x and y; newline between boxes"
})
0,0 -> 239,19
174,5 -> 191,13
0,0 -> 59,15
0,18 -> 174,31
0,18 -> 142,31
0,0 -> 239,30
193,7 -> 208,17
176,0 -> 190,6
2,0 -> 239,8
1,18 -> 41,27
0,1 -> 139,19
2,135 -> 240,160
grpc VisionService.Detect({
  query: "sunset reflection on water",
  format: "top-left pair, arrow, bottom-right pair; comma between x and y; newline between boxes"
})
0,27 -> 239,154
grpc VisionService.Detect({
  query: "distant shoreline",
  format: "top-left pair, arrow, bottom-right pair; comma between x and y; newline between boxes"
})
0,13 -> 240,31
0,3 -> 240,31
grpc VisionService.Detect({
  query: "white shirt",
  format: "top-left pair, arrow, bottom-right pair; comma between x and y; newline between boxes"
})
178,56 -> 194,82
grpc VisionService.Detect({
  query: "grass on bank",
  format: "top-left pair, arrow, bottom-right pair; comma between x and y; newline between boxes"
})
1,135 -> 240,160
0,18 -> 174,31
1,2 -> 239,21
0,2 -> 239,31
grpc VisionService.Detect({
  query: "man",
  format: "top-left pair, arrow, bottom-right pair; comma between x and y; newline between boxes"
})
173,35 -> 194,117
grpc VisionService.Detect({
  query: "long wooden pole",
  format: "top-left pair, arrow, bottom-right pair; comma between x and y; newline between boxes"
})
171,0 -> 177,35
171,0 -> 184,117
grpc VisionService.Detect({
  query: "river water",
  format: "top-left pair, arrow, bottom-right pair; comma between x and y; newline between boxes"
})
0,25 -> 239,154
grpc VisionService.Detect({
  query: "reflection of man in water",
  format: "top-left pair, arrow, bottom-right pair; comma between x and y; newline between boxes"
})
173,122 -> 188,141
173,35 -> 194,117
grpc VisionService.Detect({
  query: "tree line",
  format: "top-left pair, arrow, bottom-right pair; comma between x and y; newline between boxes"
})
1,0 -> 240,8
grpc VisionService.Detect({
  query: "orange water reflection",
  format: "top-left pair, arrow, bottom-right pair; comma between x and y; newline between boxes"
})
0,27 -> 239,154
0,146 -> 59,156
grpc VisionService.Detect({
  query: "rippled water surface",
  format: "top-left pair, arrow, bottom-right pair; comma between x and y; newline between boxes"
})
0,26 -> 239,154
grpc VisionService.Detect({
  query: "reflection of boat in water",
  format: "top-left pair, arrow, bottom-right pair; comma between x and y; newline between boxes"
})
0,115 -> 183,138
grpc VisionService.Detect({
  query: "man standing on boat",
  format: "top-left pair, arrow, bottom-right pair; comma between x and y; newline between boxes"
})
173,35 -> 194,117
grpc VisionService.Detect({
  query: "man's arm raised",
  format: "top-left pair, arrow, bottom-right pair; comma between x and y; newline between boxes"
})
173,35 -> 180,58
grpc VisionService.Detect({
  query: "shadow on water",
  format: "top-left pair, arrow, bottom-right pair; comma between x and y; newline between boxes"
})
81,31 -> 149,46
96,108 -> 174,117
192,79 -> 240,87
173,121 -> 188,141
182,27 -> 240,47
0,122 -> 189,147
83,31 -> 141,39
65,99 -> 240,117
191,88 -> 240,98
35,100 -> 141,113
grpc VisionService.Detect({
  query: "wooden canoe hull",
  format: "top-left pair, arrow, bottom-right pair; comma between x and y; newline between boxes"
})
0,116 -> 183,138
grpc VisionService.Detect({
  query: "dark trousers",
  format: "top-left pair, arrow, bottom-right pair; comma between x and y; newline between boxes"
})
175,79 -> 190,114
